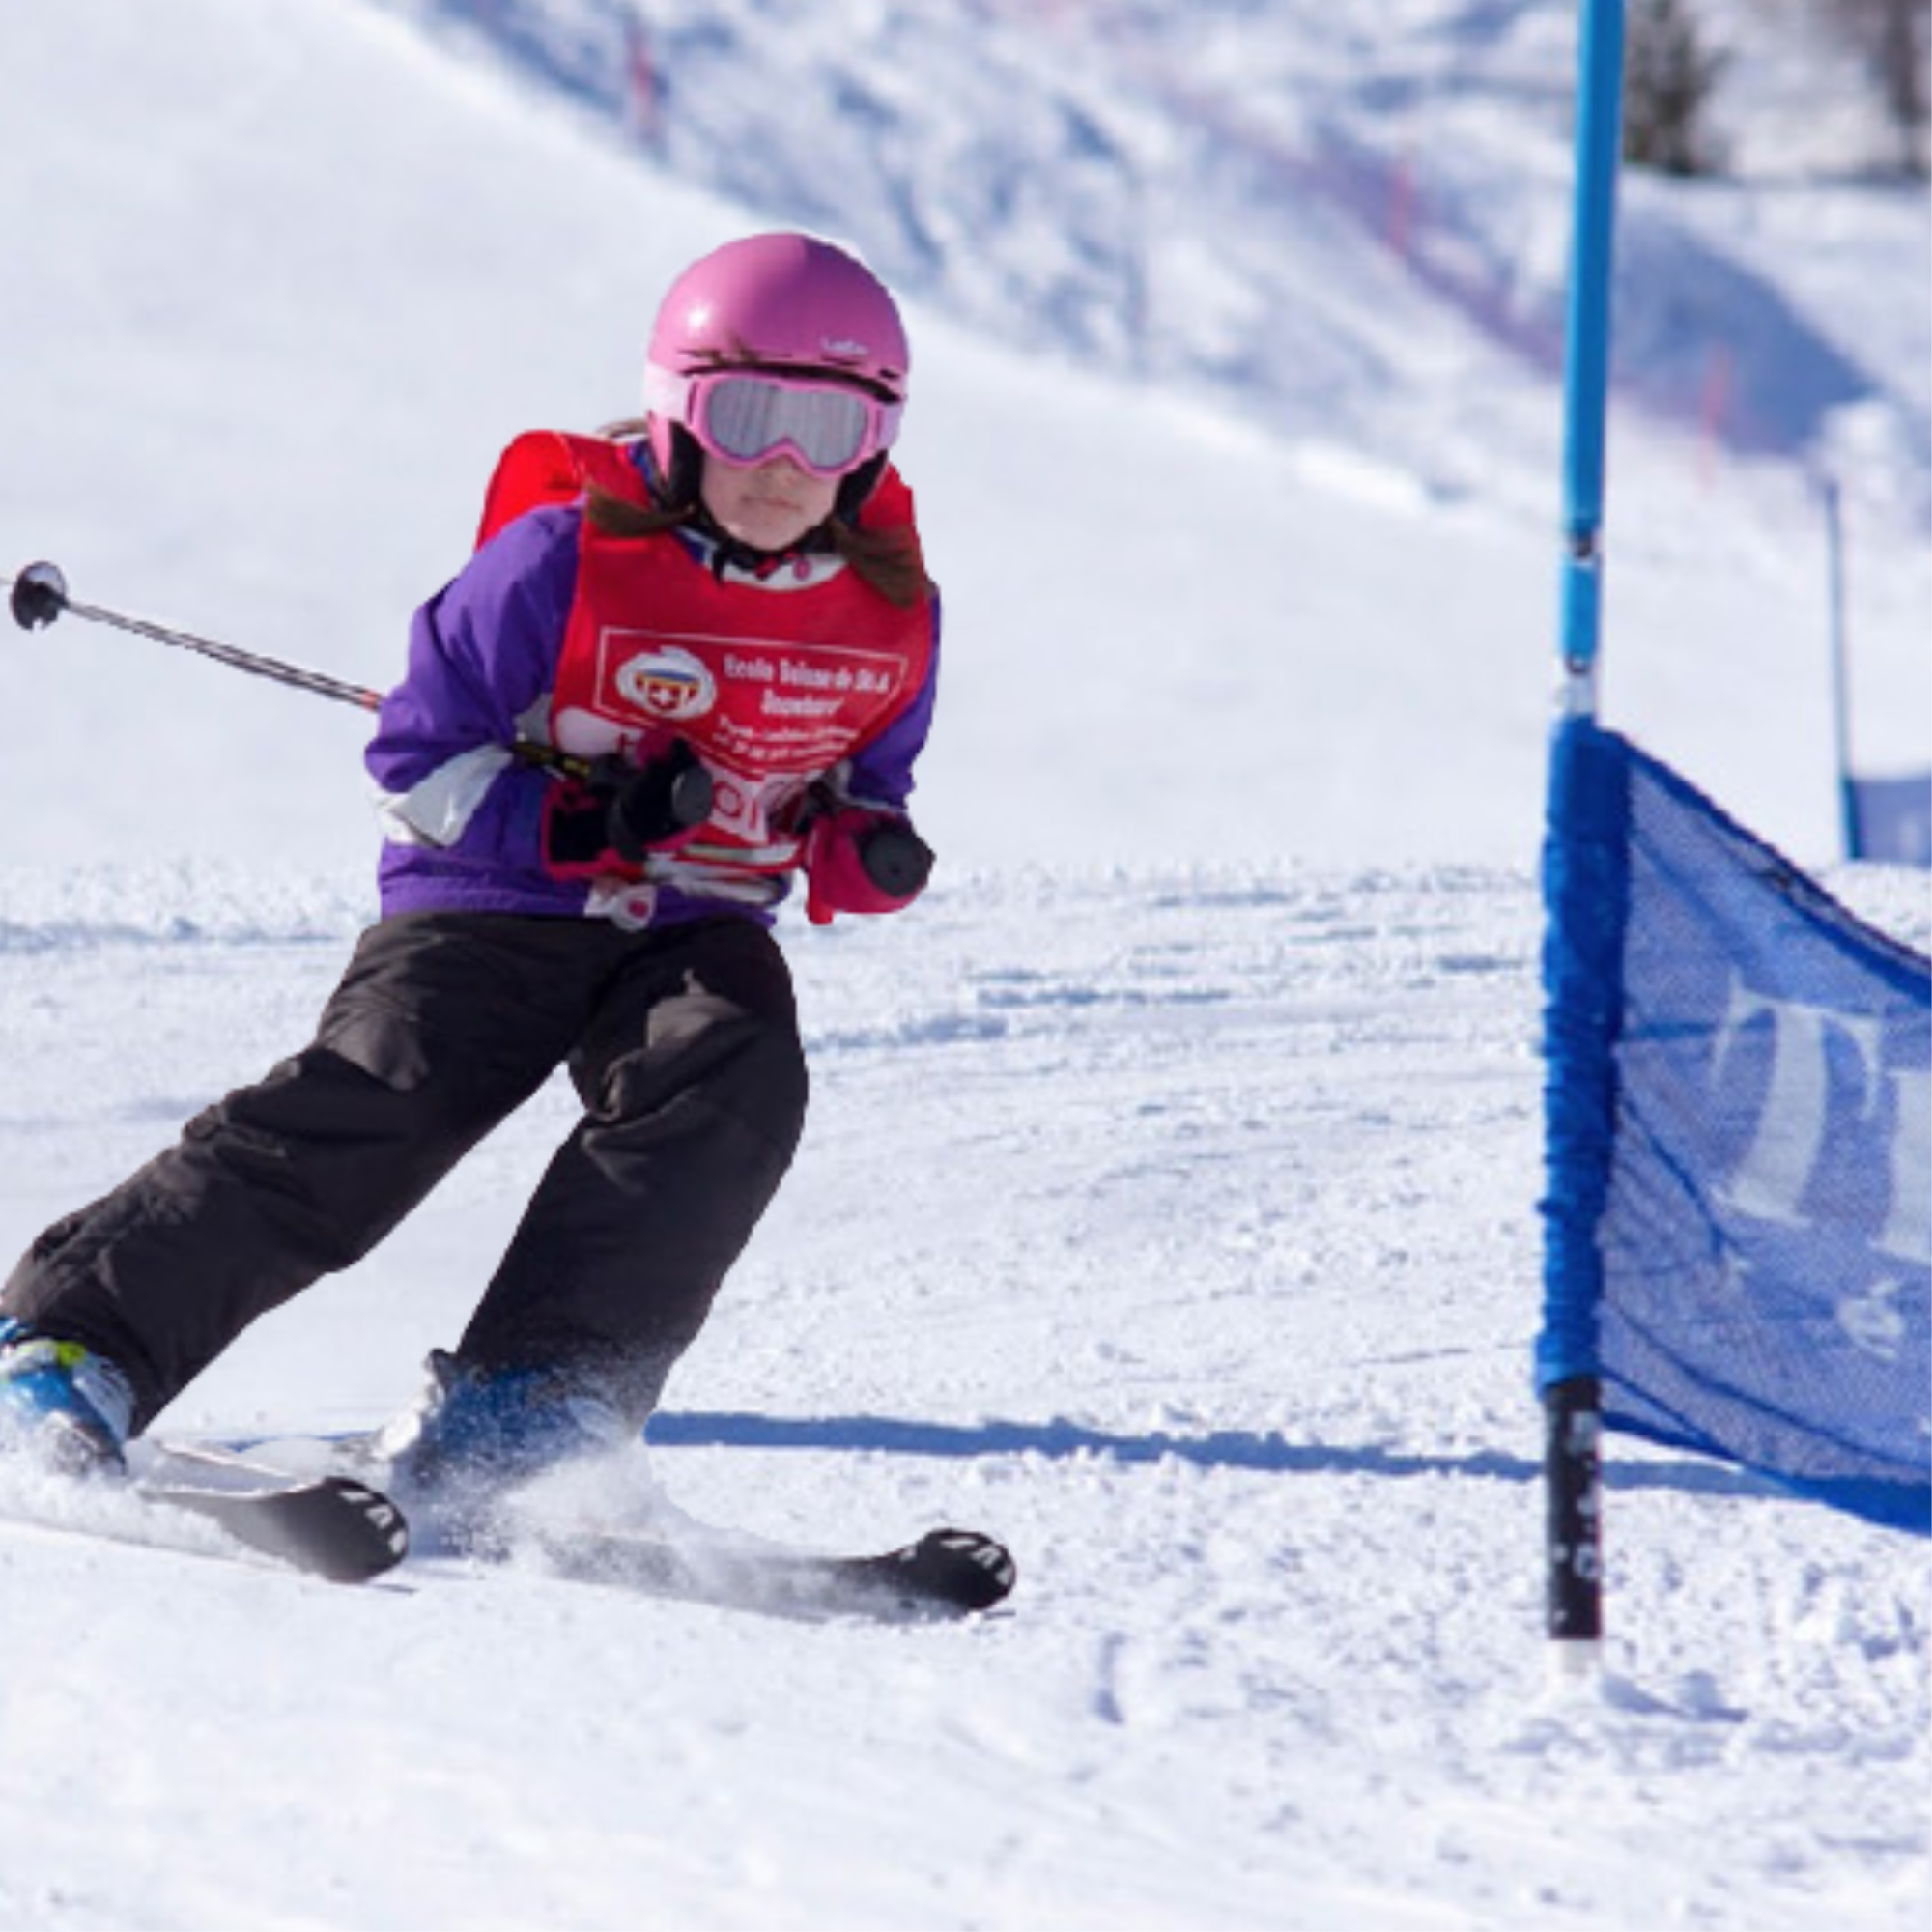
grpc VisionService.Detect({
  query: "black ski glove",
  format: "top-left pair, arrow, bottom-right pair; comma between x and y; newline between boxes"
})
542,741 -> 715,876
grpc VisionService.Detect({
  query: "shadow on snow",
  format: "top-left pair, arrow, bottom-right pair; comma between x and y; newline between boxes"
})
648,1409 -> 1776,1499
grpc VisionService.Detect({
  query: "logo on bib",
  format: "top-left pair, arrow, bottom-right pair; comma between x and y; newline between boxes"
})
612,645 -> 717,724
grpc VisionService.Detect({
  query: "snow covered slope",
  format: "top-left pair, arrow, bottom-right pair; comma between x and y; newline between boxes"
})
369,1 -> 1932,498
0,858 -> 1926,1932
0,3 -> 1926,1929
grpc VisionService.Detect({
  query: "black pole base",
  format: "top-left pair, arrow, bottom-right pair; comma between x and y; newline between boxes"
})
1545,1374 -> 1604,1651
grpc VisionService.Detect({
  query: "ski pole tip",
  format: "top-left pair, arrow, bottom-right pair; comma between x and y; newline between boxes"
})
9,560 -> 70,631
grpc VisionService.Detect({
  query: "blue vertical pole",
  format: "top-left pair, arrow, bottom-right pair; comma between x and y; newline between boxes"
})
1556,0 -> 1627,720
1543,0 -> 1628,1674
1821,474 -> 1862,858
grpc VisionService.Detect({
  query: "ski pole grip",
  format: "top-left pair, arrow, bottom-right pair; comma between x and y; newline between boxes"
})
858,821 -> 935,896
9,561 -> 70,631
668,760 -> 716,830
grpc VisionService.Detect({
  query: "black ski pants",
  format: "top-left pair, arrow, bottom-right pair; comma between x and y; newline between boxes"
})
1,911 -> 809,1435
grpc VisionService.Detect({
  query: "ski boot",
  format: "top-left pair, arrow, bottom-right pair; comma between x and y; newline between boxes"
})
0,1316 -> 135,1478
370,1350 -> 634,1547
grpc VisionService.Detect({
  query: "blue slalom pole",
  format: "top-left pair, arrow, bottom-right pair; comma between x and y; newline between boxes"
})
1555,0 -> 1627,720
1543,0 -> 1628,1673
1820,474 -> 1864,859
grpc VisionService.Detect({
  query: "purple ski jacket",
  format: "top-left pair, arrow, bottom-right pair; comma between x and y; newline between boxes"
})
366,498 -> 940,927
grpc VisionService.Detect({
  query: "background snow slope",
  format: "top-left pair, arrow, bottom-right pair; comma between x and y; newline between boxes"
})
1,0 -> 1925,876
0,3 -> 1926,1930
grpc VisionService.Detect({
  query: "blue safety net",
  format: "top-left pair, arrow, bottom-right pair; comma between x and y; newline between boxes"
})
1538,718 -> 1931,1532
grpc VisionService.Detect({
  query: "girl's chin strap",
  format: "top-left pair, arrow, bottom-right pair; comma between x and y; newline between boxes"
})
681,498 -> 834,583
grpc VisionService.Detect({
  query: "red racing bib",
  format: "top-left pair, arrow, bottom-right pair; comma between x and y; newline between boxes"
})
547,466 -> 933,873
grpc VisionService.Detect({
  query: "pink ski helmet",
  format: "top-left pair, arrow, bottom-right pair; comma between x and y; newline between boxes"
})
642,232 -> 909,512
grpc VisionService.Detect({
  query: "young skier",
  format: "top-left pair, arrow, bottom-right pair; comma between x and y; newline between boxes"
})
0,231 -> 940,1532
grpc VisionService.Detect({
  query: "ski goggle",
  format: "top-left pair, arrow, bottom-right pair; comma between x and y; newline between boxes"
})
646,367 -> 902,477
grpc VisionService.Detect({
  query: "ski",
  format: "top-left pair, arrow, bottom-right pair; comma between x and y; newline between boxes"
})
138,1467 -> 409,1584
0,1455 -> 409,1584
527,1523 -> 1017,1623
147,1435 -> 1011,1616
532,1523 -> 1017,1621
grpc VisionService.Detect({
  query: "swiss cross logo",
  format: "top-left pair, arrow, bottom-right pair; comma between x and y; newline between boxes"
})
611,644 -> 717,724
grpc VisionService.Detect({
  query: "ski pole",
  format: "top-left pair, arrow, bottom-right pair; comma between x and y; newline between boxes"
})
5,558 -> 597,783
7,558 -> 385,712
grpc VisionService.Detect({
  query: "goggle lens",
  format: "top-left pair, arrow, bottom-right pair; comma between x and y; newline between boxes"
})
696,375 -> 874,475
